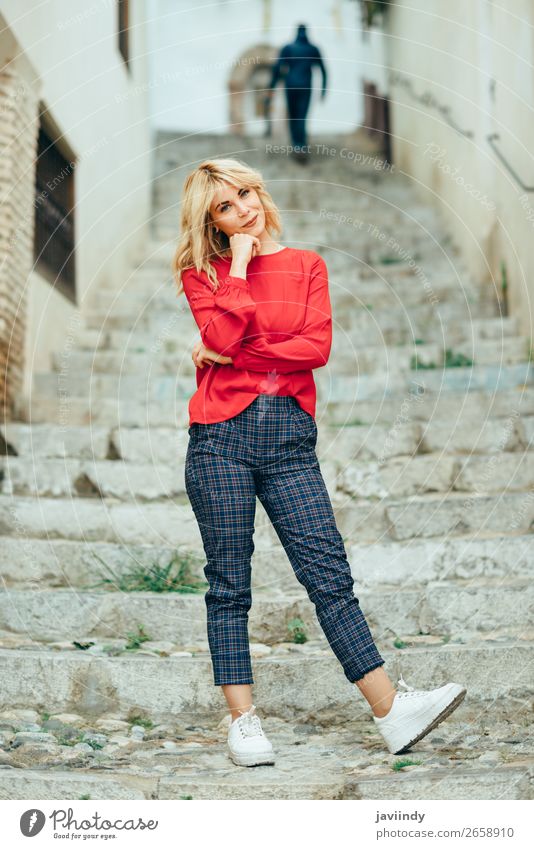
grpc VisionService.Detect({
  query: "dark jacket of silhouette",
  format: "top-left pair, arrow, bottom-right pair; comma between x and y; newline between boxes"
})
269,24 -> 327,95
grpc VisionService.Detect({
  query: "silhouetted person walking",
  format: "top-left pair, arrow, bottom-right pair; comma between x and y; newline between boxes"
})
267,23 -> 327,163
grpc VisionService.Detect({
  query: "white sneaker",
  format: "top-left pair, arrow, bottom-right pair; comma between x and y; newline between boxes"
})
372,675 -> 467,754
227,704 -> 275,767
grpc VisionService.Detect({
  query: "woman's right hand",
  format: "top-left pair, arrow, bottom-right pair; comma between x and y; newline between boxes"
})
192,340 -> 233,368
228,232 -> 261,268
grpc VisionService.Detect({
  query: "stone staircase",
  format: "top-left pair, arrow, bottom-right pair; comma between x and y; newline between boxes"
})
1,131 -> 533,800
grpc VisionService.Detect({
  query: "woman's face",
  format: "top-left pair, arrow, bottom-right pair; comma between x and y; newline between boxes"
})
209,182 -> 265,239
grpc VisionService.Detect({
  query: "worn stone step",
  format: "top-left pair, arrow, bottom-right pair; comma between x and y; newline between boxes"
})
4,410 -> 534,464
336,490 -> 534,541
16,385 -> 534,430
88,316 -> 519,356
1,577 -> 531,645
91,270 -> 484,312
332,337 -> 529,373
2,533 -> 532,595
4,764 -> 527,801
81,296 -> 500,334
1,423 -> 113,459
0,457 -> 189,500
48,335 -> 530,379
340,299 -> 499,335
2,485 -> 534,545
0,640 -> 531,725
319,415 -> 530,461
14,394 -> 186,427
1,706 -> 531,800
323,386 -> 534,427
4,450 -> 534,502
32,372 -> 195,403
316,362 -> 533,403
31,362 -> 534,406
338,451 -> 534,498
0,494 -> 202,547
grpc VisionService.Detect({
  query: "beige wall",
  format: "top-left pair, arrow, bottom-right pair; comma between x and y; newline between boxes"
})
0,1 -> 152,405
385,0 -> 534,338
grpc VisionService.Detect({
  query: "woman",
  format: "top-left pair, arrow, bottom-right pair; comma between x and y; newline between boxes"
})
172,158 -> 467,768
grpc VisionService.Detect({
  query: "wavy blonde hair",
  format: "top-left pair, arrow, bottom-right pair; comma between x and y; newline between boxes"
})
172,157 -> 282,293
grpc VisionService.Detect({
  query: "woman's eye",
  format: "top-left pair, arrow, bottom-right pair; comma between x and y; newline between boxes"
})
220,189 -> 249,212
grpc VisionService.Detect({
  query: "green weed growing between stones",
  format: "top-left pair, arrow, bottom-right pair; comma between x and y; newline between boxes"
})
124,624 -> 151,650
411,348 -> 474,370
89,551 -> 207,594
391,757 -> 423,771
287,617 -> 308,644
127,714 -> 153,730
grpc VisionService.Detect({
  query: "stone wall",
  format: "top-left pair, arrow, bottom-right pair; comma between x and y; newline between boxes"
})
0,62 -> 39,421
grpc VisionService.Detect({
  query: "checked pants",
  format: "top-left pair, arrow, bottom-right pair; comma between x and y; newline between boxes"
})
184,393 -> 386,686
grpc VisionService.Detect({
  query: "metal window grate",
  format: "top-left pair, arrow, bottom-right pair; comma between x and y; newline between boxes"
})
33,126 -> 76,298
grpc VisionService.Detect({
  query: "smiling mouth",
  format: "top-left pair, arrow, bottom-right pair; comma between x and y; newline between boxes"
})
243,213 -> 258,228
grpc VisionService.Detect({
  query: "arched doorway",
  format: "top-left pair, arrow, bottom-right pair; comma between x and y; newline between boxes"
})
228,43 -> 286,139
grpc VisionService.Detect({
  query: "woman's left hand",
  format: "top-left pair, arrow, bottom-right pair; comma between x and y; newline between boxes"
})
192,340 -> 233,368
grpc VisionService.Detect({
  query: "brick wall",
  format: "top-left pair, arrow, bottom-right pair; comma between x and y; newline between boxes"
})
0,62 -> 39,421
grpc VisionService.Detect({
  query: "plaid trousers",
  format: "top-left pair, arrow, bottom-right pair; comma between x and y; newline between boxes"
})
184,393 -> 386,686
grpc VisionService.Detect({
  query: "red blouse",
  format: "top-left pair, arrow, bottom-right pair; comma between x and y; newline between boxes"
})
180,247 -> 332,425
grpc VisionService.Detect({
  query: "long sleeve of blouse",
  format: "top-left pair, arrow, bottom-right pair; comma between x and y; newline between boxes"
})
180,269 -> 257,359
231,254 -> 332,372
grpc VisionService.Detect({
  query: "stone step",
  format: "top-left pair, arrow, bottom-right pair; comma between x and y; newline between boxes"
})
1,578 -> 531,645
101,244 -> 458,278
151,198 -> 447,229
0,640 -> 531,724
92,269 -> 484,311
3,410 -> 532,463
151,171 -> 444,202
320,415 -> 531,460
31,361 -> 533,406
316,362 -> 533,403
323,386 -> 534,426
47,335 -> 531,378
3,763 -> 529,801
0,456 -> 189,501
3,450 -> 534,501
74,316 -> 521,355
16,385 -> 534,428
81,295 -> 500,333
339,300 -> 499,340
336,490 -> 534,541
333,337 -> 529,372
338,451 -> 534,498
2,533 -> 532,593
152,206 -> 449,246
15,393 -> 190,427
1,423 -> 113,459
1,706 -> 531,800
154,220 -> 455,246
129,234 -> 468,280
2,488 -> 534,544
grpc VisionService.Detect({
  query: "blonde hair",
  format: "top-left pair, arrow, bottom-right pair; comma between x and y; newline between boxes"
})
171,157 -> 282,293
